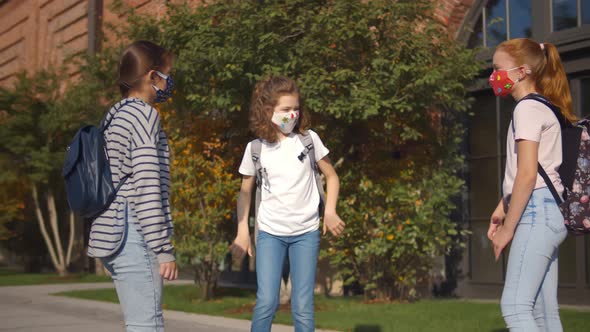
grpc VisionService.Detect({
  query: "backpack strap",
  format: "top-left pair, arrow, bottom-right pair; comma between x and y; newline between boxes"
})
250,139 -> 268,191
100,109 -> 118,133
514,94 -> 564,204
537,166 -> 563,204
520,94 -> 571,129
298,133 -> 326,216
99,102 -> 136,189
298,134 -> 315,164
250,139 -> 265,244
115,174 -> 131,191
100,99 -> 141,133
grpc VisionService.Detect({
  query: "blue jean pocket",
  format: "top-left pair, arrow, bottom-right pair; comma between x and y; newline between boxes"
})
518,202 -> 536,225
544,198 -> 566,234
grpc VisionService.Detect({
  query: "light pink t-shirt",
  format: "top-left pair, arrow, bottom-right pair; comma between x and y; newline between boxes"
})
503,99 -> 563,196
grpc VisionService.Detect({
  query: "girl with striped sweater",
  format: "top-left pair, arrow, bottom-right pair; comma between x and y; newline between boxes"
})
88,40 -> 177,332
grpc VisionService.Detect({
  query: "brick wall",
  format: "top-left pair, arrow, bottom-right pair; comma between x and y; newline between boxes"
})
0,0 -> 175,88
434,0 -> 475,37
0,0 -> 474,88
0,0 -> 90,87
0,0 -> 474,86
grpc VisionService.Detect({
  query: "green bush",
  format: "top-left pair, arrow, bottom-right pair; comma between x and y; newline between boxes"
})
326,167 -> 469,300
108,0 -> 481,299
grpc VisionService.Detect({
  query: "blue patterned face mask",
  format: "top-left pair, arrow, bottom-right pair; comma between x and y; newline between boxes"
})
152,71 -> 174,103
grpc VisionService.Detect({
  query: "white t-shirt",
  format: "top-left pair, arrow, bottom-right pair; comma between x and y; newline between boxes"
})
239,130 -> 329,236
503,99 -> 563,196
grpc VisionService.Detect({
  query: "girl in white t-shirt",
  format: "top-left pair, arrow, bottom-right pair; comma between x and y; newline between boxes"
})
230,76 -> 345,332
487,38 -> 576,331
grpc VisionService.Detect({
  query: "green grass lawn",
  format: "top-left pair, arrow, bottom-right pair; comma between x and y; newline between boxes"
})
58,285 -> 590,332
0,267 -> 111,286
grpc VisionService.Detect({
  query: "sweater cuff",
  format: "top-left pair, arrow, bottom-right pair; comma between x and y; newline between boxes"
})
156,251 -> 176,263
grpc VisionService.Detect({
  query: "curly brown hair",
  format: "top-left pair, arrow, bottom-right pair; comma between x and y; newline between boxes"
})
249,76 -> 311,143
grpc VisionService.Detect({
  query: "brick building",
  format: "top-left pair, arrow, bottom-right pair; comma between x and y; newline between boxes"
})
0,0 -> 171,87
1,0 -> 589,304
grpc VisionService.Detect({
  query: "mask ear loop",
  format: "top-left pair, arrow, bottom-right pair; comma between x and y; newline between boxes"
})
150,70 -> 170,93
516,67 -> 532,82
148,70 -> 167,85
150,70 -> 161,85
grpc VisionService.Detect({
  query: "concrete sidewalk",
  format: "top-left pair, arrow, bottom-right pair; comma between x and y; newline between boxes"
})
0,281 -> 339,332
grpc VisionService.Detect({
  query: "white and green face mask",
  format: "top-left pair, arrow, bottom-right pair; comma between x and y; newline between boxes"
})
271,110 -> 299,134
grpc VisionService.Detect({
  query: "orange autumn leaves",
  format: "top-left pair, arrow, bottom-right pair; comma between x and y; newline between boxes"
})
164,109 -> 240,246
373,218 -> 413,241
170,137 -> 238,226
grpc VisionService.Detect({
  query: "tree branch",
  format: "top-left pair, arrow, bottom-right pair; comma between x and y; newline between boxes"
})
66,210 -> 75,266
280,30 -> 304,42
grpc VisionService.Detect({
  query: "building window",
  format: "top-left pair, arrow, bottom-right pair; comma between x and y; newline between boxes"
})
486,0 -> 508,48
467,93 -> 503,283
468,15 -> 484,48
584,0 -> 590,25
466,93 -> 515,283
509,0 -> 533,39
581,78 -> 590,118
469,0 -> 532,48
552,0 -> 590,31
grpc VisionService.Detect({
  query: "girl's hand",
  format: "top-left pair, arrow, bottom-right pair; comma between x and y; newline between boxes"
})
159,261 -> 178,281
323,212 -> 345,237
492,225 -> 514,261
230,233 -> 252,259
487,202 -> 506,241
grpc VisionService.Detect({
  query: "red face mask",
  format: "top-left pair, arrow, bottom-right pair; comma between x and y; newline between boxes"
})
489,67 -> 521,97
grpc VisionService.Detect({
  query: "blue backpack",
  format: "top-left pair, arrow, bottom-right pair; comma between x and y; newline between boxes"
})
62,113 -> 128,219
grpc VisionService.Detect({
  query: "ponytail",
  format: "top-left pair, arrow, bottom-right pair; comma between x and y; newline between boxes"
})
536,43 -> 576,123
497,38 -> 576,123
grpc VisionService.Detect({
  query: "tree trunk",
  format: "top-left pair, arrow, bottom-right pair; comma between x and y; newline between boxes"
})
32,185 -> 63,274
47,190 -> 66,271
31,185 -> 73,276
65,211 -> 75,267
94,258 -> 107,276
279,277 -> 291,305
199,264 -> 213,300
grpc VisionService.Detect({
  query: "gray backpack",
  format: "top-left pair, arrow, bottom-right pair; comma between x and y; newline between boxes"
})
250,133 -> 326,241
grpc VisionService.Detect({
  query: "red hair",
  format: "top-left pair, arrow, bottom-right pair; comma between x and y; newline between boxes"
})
497,38 -> 576,123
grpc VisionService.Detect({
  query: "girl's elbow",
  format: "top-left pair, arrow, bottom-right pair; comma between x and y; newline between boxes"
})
326,172 -> 339,182
518,172 -> 537,186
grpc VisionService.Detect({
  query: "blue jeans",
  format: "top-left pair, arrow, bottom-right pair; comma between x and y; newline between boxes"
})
101,204 -> 164,332
501,187 -> 568,332
251,230 -> 320,332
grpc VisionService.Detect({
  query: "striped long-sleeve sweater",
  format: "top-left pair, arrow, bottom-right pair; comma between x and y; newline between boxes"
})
87,97 -> 175,263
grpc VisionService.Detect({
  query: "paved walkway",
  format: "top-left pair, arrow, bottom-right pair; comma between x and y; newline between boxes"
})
0,281 -> 338,332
